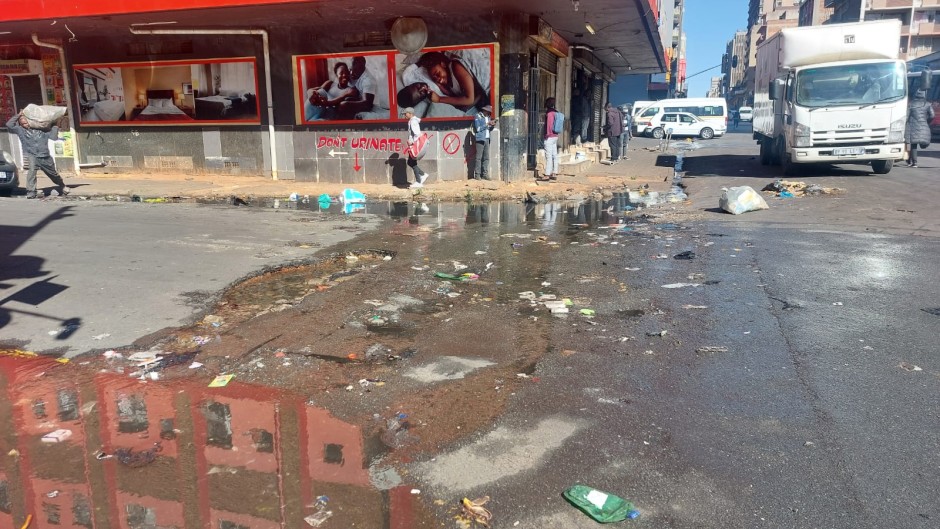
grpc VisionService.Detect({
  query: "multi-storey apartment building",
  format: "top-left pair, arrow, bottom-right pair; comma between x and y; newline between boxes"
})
742,0 -> 801,104
798,0 -> 836,26
721,31 -> 748,108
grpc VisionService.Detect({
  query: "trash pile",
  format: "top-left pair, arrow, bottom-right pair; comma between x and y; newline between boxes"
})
719,186 -> 768,215
761,179 -> 844,197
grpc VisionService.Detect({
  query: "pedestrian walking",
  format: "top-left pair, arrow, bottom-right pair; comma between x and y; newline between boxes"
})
733,111 -> 740,129
904,89 -> 934,168
5,112 -> 69,199
471,104 -> 497,180
604,102 -> 623,162
403,107 -> 429,187
541,97 -> 560,181
619,105 -> 632,160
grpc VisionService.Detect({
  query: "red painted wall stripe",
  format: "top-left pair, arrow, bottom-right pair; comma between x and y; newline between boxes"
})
2,0 -> 313,23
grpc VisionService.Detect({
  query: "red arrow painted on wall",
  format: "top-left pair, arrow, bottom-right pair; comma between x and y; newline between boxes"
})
353,152 -> 362,172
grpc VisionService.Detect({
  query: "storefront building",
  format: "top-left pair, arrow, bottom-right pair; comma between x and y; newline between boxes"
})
1,0 -> 664,184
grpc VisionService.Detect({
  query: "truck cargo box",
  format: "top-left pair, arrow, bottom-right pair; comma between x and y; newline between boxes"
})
773,20 -> 901,68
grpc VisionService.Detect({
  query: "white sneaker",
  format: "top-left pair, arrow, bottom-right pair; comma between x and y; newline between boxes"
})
410,181 -> 423,188
418,173 -> 429,185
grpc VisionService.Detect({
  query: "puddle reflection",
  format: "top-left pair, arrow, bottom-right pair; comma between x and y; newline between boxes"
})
0,356 -> 420,529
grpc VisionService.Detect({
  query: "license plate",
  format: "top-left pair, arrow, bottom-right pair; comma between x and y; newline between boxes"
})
832,147 -> 865,156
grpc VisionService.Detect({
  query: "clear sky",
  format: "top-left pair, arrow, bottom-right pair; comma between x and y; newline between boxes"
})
683,0 -> 750,97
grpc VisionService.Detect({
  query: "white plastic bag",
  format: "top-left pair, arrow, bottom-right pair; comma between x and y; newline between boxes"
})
21,104 -> 67,130
719,186 -> 769,215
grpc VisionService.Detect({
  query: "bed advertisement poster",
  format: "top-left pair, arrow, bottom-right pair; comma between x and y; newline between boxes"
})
73,57 -> 260,126
294,43 -> 497,125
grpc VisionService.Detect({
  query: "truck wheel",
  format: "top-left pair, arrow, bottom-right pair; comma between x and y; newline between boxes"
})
777,137 -> 798,175
651,127 -> 665,140
871,159 -> 893,174
759,140 -> 771,166
699,127 -> 715,139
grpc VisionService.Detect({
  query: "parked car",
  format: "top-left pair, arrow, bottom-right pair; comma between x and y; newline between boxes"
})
647,112 -> 723,140
0,151 -> 19,196
738,106 -> 753,122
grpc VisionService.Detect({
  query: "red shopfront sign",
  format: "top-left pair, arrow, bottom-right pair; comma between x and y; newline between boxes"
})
2,0 -> 312,22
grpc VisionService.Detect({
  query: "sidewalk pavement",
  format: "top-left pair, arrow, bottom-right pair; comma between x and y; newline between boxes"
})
46,139 -> 676,203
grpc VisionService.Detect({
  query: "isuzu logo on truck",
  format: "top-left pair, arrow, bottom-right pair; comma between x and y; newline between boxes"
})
838,124 -> 862,129
844,35 -> 855,44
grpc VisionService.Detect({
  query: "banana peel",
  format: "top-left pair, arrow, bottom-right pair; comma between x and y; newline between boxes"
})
456,496 -> 492,527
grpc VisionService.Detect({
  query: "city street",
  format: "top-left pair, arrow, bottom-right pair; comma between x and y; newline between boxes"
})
1,130 -> 938,528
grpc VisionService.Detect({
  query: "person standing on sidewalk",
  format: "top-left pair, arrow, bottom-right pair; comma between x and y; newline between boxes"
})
604,102 -> 623,162
619,104 -> 632,160
6,112 -> 69,199
471,104 -> 496,180
403,107 -> 429,188
542,97 -> 560,181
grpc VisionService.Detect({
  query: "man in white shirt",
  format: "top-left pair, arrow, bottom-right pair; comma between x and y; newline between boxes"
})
403,107 -> 429,188
338,56 -> 376,119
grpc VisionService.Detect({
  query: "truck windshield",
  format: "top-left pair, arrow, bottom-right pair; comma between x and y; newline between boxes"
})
795,62 -> 906,108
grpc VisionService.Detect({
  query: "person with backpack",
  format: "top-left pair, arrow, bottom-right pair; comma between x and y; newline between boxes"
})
471,104 -> 497,180
541,97 -> 563,181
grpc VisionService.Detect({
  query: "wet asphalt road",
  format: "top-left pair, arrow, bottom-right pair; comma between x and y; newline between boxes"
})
1,131 -> 938,528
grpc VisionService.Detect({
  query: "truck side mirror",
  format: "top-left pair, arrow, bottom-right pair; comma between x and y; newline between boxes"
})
769,80 -> 783,101
921,70 -> 932,91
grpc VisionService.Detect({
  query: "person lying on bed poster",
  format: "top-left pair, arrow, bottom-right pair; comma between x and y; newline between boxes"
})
397,49 -> 490,114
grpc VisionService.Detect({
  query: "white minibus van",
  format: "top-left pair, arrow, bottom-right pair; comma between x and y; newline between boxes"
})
634,98 -> 729,137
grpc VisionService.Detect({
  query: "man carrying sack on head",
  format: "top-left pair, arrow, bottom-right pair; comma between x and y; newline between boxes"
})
6,105 -> 69,199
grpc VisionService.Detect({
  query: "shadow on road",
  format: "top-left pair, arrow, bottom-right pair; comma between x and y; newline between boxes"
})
0,206 -> 82,343
685,154 -> 879,179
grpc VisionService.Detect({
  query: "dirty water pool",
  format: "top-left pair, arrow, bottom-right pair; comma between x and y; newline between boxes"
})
1,194 -> 698,529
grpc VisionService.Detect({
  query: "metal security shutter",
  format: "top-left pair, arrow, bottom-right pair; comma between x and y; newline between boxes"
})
537,47 -> 558,75
590,78 -> 603,143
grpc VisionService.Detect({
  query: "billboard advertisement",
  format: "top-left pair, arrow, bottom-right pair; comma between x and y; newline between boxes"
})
295,43 -> 497,124
73,57 -> 260,126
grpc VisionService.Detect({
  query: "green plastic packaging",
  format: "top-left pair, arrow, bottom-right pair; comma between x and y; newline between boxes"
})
563,485 -> 637,523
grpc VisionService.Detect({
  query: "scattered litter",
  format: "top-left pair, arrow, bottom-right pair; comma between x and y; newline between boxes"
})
696,346 -> 729,354
339,188 -> 366,204
719,186 -> 769,215
661,283 -> 702,289
673,251 -> 696,260
410,489 -> 421,494
922,308 -> 940,316
435,272 -> 479,282
8,449 -> 19,457
192,335 -> 213,346
41,429 -> 73,443
563,485 -> 639,523
579,309 -> 596,317
115,444 -> 163,467
624,267 -> 641,271
646,330 -> 667,337
681,305 -> 709,309
304,510 -> 334,527
518,291 -> 536,300
458,496 -> 493,528
189,362 -> 203,369
92,333 -> 111,340
832,302 -> 843,306
762,179 -> 843,197
899,362 -> 922,372
94,450 -> 112,460
208,374 -> 235,387
203,314 -> 224,326
475,250 -> 487,255
45,490 -> 60,498
103,350 -> 122,359
541,281 -> 551,287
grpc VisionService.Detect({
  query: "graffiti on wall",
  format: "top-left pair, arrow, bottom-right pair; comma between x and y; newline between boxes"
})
294,43 -> 497,125
73,57 -> 260,126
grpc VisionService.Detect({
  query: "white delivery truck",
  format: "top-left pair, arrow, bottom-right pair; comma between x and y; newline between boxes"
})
753,20 -> 908,175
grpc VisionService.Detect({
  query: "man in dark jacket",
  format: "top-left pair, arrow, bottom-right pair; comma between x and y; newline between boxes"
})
6,112 -> 68,198
905,89 -> 935,168
604,102 -> 623,162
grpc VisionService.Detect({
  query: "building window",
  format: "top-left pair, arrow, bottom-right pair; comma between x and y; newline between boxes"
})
116,394 -> 149,434
324,443 -> 345,465
203,401 -> 233,449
